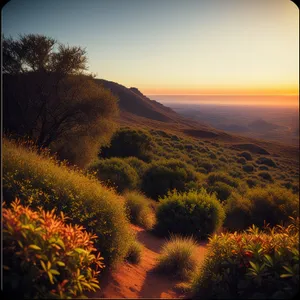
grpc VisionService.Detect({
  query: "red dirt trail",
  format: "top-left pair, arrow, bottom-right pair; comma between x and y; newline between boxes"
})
89,225 -> 208,299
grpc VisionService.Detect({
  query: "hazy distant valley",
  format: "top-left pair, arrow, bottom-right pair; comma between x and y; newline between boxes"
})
150,96 -> 299,145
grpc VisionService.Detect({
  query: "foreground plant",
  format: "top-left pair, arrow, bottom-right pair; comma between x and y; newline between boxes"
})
192,218 -> 299,299
3,199 -> 104,299
157,235 -> 198,280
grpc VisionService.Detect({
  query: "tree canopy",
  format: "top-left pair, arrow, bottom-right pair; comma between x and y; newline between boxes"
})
3,34 -> 118,167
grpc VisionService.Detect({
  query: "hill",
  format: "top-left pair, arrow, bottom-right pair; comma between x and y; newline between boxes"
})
94,79 -> 299,161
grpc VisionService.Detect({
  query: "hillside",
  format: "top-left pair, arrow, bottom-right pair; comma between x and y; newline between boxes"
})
95,79 -> 299,161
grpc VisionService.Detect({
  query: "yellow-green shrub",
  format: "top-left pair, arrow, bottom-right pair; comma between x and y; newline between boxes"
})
155,189 -> 225,239
156,235 -> 198,280
3,200 -> 104,299
124,191 -> 155,230
3,139 -> 134,267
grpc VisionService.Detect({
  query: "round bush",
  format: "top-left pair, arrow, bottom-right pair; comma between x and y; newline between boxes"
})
100,128 -> 152,160
224,192 -> 253,231
238,151 -> 253,161
3,200 -> 104,299
207,172 -> 239,188
236,157 -> 246,164
242,164 -> 254,173
141,159 -> 198,200
258,171 -> 273,181
156,235 -> 198,279
207,182 -> 233,202
89,158 -> 139,193
124,156 -> 148,177
155,189 -> 225,240
256,157 -> 277,168
247,185 -> 299,227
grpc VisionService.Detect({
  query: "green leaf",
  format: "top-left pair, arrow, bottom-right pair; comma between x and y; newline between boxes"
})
264,254 -> 273,266
283,266 -> 293,274
40,260 -> 47,271
48,271 -> 54,284
50,269 -> 60,275
74,248 -> 86,254
29,244 -> 42,251
57,261 -> 65,267
280,274 -> 293,278
55,239 -> 65,250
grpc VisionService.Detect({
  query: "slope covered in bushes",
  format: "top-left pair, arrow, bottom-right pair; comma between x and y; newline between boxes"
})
3,139 -> 134,267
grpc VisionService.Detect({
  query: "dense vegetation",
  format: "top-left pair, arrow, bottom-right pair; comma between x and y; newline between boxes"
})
3,139 -> 134,267
3,200 -> 104,299
155,190 -> 225,239
3,33 -> 299,299
192,220 -> 299,299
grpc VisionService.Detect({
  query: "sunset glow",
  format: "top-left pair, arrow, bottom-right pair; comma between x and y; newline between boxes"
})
3,0 -> 299,105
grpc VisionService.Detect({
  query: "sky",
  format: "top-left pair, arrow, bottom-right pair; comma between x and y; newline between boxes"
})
2,0 -> 299,103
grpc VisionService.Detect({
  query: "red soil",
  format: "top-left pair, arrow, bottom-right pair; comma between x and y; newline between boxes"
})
89,225 -> 208,299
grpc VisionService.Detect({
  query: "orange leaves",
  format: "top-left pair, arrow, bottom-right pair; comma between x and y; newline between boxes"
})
3,200 -> 104,298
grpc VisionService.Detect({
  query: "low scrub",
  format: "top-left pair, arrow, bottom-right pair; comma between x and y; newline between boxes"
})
3,139 -> 134,267
124,157 -> 148,177
156,235 -> 198,280
89,158 -> 139,193
256,157 -> 277,168
155,190 -> 225,240
192,221 -> 299,299
225,186 -> 299,230
258,171 -> 273,181
3,200 -> 104,299
207,182 -> 233,202
238,151 -> 253,161
126,240 -> 143,264
141,159 -> 199,200
207,172 -> 239,188
242,164 -> 254,173
124,191 -> 155,230
100,127 -> 152,160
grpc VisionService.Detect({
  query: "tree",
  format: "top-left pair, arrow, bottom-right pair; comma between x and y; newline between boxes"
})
3,34 -> 118,167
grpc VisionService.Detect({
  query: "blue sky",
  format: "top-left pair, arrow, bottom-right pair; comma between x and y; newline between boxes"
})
2,0 -> 299,98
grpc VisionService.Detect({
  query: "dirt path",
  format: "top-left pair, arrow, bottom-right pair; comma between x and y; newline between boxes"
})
89,225 -> 208,298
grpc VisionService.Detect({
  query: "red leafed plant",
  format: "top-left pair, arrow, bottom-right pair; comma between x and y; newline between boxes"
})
3,199 -> 104,299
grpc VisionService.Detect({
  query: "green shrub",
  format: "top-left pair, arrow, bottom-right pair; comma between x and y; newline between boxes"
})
141,159 -> 198,200
258,171 -> 273,181
242,164 -> 254,173
224,192 -> 253,231
156,235 -> 198,280
256,157 -> 277,168
237,157 -> 246,164
192,221 -> 299,299
89,158 -> 139,193
124,191 -> 155,230
246,185 -> 299,227
125,240 -> 143,264
207,172 -> 239,188
238,151 -> 253,161
225,186 -> 299,230
100,128 -> 152,160
207,182 -> 233,202
208,152 -> 217,159
219,156 -> 228,163
246,178 -> 258,188
3,139 -> 134,267
3,200 -> 104,299
155,190 -> 225,239
258,165 -> 269,170
124,156 -> 148,177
